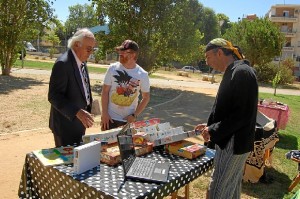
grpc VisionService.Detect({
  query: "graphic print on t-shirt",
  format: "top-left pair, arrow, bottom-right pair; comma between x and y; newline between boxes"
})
111,70 -> 140,106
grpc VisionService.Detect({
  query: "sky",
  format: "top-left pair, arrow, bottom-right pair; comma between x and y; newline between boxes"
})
52,0 -> 91,23
52,0 -> 300,23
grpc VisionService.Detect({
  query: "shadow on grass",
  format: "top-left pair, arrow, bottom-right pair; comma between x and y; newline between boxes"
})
276,133 -> 299,150
0,75 -> 45,95
242,167 -> 291,199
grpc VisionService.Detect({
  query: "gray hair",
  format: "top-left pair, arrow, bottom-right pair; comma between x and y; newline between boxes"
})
67,28 -> 95,49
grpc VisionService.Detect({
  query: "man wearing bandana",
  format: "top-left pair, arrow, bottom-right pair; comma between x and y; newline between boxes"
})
194,38 -> 258,199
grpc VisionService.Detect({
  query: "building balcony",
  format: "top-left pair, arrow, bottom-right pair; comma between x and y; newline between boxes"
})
282,46 -> 294,51
282,31 -> 297,37
270,16 -> 298,23
294,70 -> 300,77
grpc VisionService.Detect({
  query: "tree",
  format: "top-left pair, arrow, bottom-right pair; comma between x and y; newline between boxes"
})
43,32 -> 60,58
278,58 -> 295,84
65,3 -> 99,37
198,7 -> 219,45
223,18 -> 284,67
52,19 -> 66,47
272,57 -> 294,96
0,0 -> 54,75
91,0 -> 203,72
216,13 -> 232,36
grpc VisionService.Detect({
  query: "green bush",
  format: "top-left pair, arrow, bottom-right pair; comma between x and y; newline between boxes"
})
49,48 -> 58,59
278,62 -> 294,84
255,60 -> 295,85
94,49 -> 105,63
254,62 -> 277,83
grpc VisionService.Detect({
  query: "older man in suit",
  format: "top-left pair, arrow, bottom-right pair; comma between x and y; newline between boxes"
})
48,28 -> 96,147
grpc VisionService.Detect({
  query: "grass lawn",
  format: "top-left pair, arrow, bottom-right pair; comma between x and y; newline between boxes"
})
249,93 -> 300,199
178,93 -> 300,199
14,59 -> 108,74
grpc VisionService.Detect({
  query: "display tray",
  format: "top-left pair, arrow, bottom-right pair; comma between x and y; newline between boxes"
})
101,142 -> 153,166
165,140 -> 207,159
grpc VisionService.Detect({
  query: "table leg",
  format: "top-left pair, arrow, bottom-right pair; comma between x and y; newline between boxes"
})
278,109 -> 282,129
264,149 -> 271,167
288,173 -> 300,192
171,190 -> 178,199
185,183 -> 189,198
170,184 -> 190,199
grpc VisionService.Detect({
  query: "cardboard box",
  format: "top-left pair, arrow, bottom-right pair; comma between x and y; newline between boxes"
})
82,127 -> 123,144
165,140 -> 207,159
101,142 -> 154,166
152,130 -> 202,146
153,132 -> 187,146
132,118 -> 161,128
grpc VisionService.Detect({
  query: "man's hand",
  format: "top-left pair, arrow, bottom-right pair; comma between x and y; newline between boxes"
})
124,114 -> 136,123
194,123 -> 207,133
101,112 -> 113,131
76,109 -> 94,128
201,127 -> 210,142
194,123 -> 210,142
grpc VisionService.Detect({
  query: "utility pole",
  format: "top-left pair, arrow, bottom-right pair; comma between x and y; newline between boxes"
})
37,31 -> 40,52
65,29 -> 67,51
21,49 -> 24,68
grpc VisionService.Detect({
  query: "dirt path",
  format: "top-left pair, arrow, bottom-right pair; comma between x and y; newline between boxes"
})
0,126 -> 106,199
0,130 -> 53,198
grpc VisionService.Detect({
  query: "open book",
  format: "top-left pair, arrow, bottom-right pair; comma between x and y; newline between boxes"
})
33,146 -> 74,166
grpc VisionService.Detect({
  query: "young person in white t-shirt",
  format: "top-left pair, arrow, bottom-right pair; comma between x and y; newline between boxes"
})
101,40 -> 150,130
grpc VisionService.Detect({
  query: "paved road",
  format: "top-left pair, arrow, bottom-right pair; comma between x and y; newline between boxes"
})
10,68 -> 300,96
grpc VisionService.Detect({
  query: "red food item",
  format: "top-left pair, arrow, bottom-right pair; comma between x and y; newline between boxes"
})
116,86 -> 125,95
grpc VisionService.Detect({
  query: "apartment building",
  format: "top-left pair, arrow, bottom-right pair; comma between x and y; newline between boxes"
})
267,4 -> 300,80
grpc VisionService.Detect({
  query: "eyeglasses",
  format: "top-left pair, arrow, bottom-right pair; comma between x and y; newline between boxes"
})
117,50 -> 134,55
86,46 -> 94,53
78,41 -> 94,53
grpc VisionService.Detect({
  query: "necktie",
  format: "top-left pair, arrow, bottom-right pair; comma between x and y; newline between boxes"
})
81,62 -> 90,105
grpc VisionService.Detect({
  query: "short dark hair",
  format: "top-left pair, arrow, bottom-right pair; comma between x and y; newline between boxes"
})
213,47 -> 243,60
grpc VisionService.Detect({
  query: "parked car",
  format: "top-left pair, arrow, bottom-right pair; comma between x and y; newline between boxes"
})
181,66 -> 200,73
25,42 -> 37,52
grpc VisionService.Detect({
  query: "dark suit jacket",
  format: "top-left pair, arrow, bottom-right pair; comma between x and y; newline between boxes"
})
48,50 -> 92,146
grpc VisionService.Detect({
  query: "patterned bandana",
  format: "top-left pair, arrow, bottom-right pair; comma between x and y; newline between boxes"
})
205,38 -> 243,60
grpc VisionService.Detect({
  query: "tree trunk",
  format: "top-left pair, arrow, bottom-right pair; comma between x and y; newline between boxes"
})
274,87 -> 277,96
2,64 -> 11,76
2,52 -> 12,75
